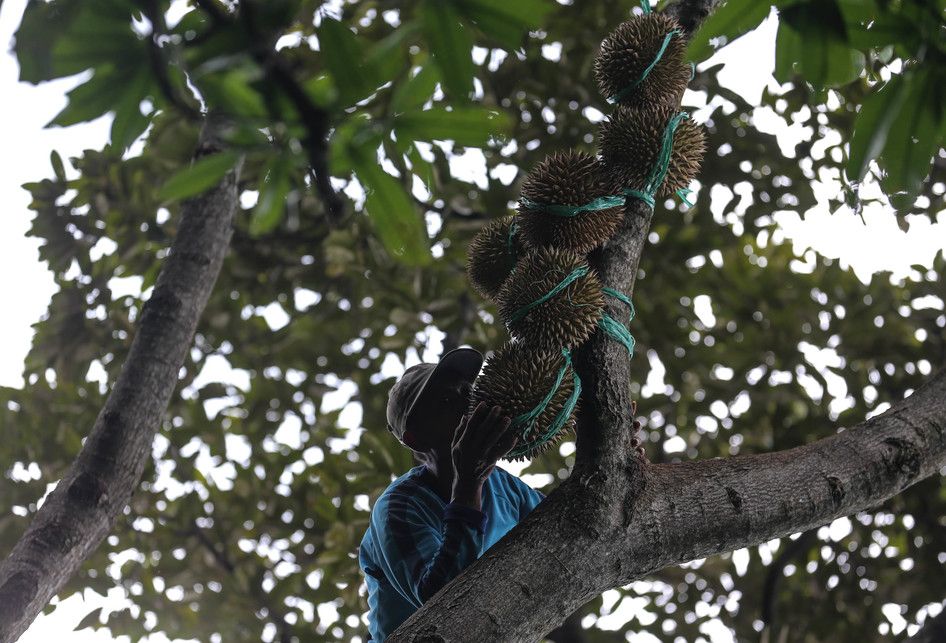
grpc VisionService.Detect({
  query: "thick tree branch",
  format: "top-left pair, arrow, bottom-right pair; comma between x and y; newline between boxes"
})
0,115 -> 242,642
662,0 -> 725,36
391,370 -> 946,642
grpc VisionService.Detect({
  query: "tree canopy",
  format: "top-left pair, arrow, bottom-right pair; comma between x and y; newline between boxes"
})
1,0 -> 945,641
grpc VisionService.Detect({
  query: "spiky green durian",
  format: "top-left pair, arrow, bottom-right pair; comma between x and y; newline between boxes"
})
467,215 -> 523,301
594,13 -> 691,110
518,150 -> 625,254
497,247 -> 604,351
469,341 -> 577,461
599,104 -> 706,198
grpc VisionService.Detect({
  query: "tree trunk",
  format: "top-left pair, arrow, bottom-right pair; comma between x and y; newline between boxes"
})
0,114 -> 243,642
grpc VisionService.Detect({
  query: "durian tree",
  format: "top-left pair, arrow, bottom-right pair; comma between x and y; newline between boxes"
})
1,0 -> 946,641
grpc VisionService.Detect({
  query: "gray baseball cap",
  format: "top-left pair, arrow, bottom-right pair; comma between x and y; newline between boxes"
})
386,347 -> 484,446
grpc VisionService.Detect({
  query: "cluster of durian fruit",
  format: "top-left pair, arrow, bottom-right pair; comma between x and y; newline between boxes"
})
465,10 -> 706,461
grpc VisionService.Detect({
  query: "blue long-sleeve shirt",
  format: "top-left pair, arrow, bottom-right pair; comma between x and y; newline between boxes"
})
358,464 -> 545,641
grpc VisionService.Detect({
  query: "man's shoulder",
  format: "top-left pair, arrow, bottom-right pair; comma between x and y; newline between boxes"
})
374,466 -> 428,506
490,466 -> 534,496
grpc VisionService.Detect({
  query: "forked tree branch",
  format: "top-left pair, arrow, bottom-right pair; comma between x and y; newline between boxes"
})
0,114 -> 243,642
389,0 -> 946,639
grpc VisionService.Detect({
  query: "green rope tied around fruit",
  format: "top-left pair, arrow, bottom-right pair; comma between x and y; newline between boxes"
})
506,347 -> 582,458
599,287 -> 637,356
639,0 -> 652,14
622,188 -> 656,209
607,29 -> 682,105
507,219 -> 518,256
643,110 -> 688,196
519,194 -> 626,217
508,265 -> 590,323
676,187 -> 694,207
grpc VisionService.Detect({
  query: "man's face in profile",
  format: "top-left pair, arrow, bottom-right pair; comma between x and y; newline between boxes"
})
405,374 -> 475,452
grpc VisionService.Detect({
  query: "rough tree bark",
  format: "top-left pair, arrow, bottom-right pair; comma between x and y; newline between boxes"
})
0,115 -> 243,642
388,0 -> 946,640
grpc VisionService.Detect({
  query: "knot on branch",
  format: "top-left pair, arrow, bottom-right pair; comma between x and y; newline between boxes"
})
32,520 -> 80,556
67,472 -> 110,508
141,284 -> 183,324
882,437 -> 921,485
825,475 -> 845,507
0,572 -> 39,623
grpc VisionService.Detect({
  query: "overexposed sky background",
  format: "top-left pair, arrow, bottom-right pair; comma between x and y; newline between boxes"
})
1,0 -> 944,640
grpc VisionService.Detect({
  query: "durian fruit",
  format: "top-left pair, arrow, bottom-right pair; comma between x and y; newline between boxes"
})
469,341 -> 578,461
497,247 -> 604,351
599,104 -> 706,198
467,215 -> 523,301
517,150 -> 625,254
594,13 -> 691,110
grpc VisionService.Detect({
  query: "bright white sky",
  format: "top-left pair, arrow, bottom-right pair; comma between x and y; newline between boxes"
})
1,0 -> 944,640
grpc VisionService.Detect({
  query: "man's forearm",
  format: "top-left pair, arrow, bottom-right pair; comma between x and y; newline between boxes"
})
415,497 -> 486,603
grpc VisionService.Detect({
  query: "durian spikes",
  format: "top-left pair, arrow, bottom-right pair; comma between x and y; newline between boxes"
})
518,150 -> 625,254
594,13 -> 691,110
599,104 -> 706,198
469,341 -> 577,461
466,215 -> 523,302
497,247 -> 604,351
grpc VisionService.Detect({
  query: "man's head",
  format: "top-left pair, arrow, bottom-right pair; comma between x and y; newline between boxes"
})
386,347 -> 484,453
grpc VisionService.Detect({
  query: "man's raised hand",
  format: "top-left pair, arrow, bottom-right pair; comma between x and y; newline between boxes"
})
450,402 -> 518,508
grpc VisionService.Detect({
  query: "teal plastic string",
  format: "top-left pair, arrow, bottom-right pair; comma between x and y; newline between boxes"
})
520,194 -> 626,217
599,288 -> 637,356
507,348 -> 581,458
621,188 -> 656,209
507,219 -> 518,255
608,30 -> 680,104
643,111 -> 688,196
508,266 -> 589,324
639,0 -> 652,13
676,187 -> 694,207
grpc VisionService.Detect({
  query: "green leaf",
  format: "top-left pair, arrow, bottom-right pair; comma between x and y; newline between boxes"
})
50,151 -> 67,182
352,161 -> 430,266
110,70 -> 154,153
47,68 -> 129,128
407,144 -> 435,193
774,21 -> 862,87
197,71 -> 268,119
458,0 -> 551,48
846,74 -> 909,182
419,0 -> 475,101
687,0 -> 774,63
836,0 -> 918,49
75,607 -> 103,631
50,7 -> 145,78
158,151 -> 240,202
390,63 -> 441,115
329,114 -> 382,177
317,18 -> 380,104
776,0 -> 864,87
394,107 -> 510,147
249,155 -> 293,236
879,68 -> 943,198
303,74 -> 338,108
